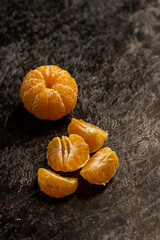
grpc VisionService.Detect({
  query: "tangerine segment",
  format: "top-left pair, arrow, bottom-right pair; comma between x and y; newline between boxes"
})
20,65 -> 78,120
80,147 -> 119,185
38,168 -> 78,198
47,89 -> 65,121
47,134 -> 90,172
22,83 -> 46,114
68,118 -> 108,153
51,84 -> 77,115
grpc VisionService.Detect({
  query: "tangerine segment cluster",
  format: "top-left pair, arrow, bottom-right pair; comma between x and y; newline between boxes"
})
38,168 -> 78,198
68,118 -> 108,153
20,65 -> 78,120
47,134 -> 90,172
80,147 -> 119,185
38,118 -> 119,198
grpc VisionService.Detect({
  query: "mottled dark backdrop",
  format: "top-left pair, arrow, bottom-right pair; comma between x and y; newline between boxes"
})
0,0 -> 160,239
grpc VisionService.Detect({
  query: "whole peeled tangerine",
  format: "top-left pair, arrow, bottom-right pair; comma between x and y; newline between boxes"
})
20,65 -> 78,120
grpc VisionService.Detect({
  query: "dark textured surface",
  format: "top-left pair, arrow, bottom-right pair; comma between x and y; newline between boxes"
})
0,0 -> 160,239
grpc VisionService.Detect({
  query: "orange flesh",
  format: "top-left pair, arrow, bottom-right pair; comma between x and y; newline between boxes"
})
20,65 -> 78,120
80,147 -> 119,185
47,134 -> 90,172
38,168 -> 78,198
68,118 -> 108,153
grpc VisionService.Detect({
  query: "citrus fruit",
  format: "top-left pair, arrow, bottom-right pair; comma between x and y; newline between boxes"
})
68,118 -> 108,153
47,134 -> 90,172
38,168 -> 78,198
20,65 -> 78,120
80,147 -> 119,185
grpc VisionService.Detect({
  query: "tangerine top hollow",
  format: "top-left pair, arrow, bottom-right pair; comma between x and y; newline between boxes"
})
20,65 -> 78,120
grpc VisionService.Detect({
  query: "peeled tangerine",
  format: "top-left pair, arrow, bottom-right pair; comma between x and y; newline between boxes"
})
38,168 -> 78,198
47,134 -> 90,172
68,118 -> 108,153
20,65 -> 78,120
80,147 -> 119,185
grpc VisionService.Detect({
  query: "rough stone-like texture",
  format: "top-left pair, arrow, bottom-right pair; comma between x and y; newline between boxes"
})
0,0 -> 160,239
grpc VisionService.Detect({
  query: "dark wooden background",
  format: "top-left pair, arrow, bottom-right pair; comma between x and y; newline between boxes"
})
0,0 -> 160,239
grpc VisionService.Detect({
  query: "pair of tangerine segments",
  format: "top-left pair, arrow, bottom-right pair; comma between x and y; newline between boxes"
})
20,65 -> 78,120
38,119 -> 119,198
